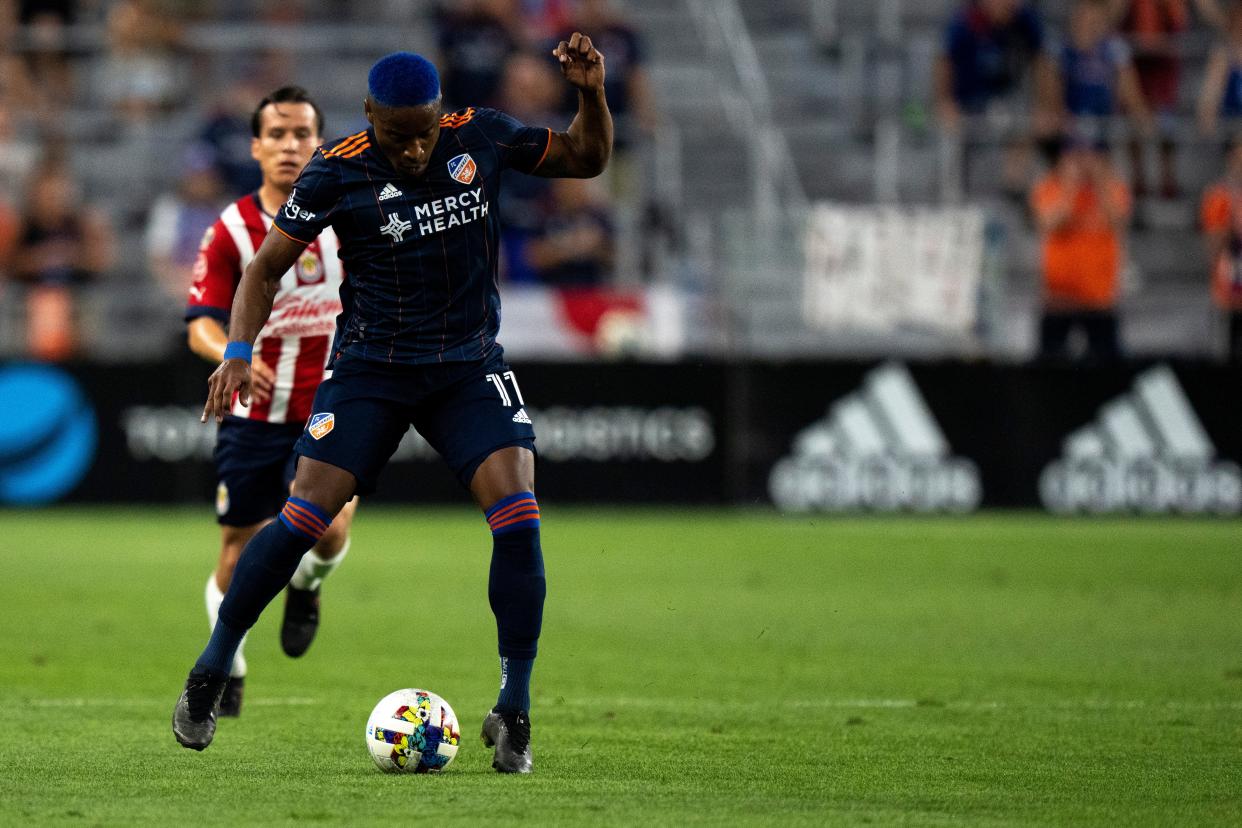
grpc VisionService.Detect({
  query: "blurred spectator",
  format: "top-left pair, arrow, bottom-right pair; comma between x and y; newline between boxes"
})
1113,0 -> 1187,198
17,0 -> 75,108
0,99 -> 40,198
935,1 -> 1055,196
0,193 -> 17,279
95,0 -> 186,125
9,161 -> 114,360
935,1 -> 1050,131
0,1 -> 36,114
145,147 -> 226,301
196,80 -> 266,194
1044,0 -> 1152,142
1030,138 -> 1132,361
496,51 -> 562,283
435,0 -> 525,110
526,177 -> 614,286
1197,0 -> 1242,136
1198,135 -> 1242,359
560,0 -> 657,146
521,0 -> 572,40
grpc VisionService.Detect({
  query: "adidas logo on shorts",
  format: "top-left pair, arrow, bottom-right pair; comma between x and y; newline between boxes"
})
377,182 -> 403,201
512,408 -> 531,424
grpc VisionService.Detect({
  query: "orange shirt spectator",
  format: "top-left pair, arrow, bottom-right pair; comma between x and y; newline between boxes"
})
1199,137 -> 1242,360
1201,182 -> 1242,310
1031,146 -> 1132,309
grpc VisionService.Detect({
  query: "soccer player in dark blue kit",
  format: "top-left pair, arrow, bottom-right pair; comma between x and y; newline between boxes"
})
172,35 -> 612,772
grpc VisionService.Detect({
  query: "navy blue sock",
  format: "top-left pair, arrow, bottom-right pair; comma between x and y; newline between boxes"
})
485,493 -> 545,713
497,657 -> 534,712
195,497 -> 330,675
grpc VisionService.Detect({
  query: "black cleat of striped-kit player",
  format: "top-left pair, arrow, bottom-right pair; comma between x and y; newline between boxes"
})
280,585 -> 321,657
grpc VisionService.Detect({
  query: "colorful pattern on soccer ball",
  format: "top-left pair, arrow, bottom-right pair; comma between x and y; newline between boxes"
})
371,691 -> 460,772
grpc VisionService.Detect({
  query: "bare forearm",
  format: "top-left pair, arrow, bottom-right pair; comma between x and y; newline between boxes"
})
565,87 -> 613,176
227,263 -> 281,345
187,317 -> 228,363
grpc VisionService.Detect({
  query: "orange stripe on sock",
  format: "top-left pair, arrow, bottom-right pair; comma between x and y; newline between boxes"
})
487,498 -> 538,524
281,510 -> 321,538
490,511 -> 541,532
285,502 -> 328,533
489,511 -> 540,531
282,504 -> 325,531
489,505 -> 540,524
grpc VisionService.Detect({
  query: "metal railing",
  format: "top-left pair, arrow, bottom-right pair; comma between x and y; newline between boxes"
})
685,0 -> 808,223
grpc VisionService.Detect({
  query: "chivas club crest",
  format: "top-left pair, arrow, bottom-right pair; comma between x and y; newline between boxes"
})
447,153 -> 476,185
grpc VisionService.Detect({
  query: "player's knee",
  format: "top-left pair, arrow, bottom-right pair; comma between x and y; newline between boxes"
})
471,446 -> 536,508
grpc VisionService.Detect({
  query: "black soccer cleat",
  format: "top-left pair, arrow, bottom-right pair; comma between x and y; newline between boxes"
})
218,676 -> 244,718
481,708 -> 533,773
172,667 -> 229,751
280,586 -> 320,658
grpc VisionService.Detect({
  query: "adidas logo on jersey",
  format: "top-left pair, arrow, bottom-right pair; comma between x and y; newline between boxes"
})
768,363 -> 980,513
1040,365 -> 1241,514
377,183 -> 403,201
512,408 -> 532,424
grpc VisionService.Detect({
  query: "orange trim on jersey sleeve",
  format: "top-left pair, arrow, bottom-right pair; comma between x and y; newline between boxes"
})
338,142 -> 371,159
531,128 -> 553,173
271,222 -> 312,245
439,107 -> 476,129
326,131 -> 368,157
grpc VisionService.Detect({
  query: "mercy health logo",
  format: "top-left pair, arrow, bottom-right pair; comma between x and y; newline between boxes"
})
1040,365 -> 1241,514
769,363 -> 980,512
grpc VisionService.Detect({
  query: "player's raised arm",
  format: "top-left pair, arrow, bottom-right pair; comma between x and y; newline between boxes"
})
537,32 -> 613,179
201,228 -> 306,423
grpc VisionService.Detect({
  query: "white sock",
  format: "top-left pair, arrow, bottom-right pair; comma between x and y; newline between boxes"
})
205,572 -> 247,679
289,537 -> 349,592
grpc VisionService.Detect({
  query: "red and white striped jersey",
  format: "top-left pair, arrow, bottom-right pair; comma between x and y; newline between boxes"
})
185,193 -> 344,424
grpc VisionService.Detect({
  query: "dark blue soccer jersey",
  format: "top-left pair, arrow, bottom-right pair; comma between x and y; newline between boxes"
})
272,107 -> 552,365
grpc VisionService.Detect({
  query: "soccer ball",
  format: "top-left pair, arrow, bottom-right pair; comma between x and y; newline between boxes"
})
365,688 -> 461,773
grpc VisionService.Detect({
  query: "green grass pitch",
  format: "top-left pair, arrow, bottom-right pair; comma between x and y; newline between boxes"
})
1,507 -> 1240,825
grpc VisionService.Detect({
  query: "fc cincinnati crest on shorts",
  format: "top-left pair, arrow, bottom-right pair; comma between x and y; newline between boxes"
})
308,412 -> 335,440
447,153 -> 476,185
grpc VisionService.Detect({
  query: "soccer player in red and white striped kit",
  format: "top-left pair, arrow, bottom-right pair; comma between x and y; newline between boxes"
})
183,86 -> 358,716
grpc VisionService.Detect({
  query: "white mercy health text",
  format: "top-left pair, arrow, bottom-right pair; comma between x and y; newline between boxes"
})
409,187 -> 488,238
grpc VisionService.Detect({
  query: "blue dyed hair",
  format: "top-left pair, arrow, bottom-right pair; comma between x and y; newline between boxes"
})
368,52 -> 441,108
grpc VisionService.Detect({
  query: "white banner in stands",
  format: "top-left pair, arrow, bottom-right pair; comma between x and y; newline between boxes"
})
802,204 -> 984,335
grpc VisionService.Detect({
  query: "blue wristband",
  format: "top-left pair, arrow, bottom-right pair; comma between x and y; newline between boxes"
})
223,341 -> 253,363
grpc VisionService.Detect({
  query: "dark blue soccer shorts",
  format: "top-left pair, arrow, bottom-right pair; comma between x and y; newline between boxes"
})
293,351 -> 536,495
213,416 -> 303,527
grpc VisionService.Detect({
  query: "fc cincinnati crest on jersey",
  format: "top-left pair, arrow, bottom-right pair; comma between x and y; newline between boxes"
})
308,412 -> 335,440
447,153 -> 477,185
